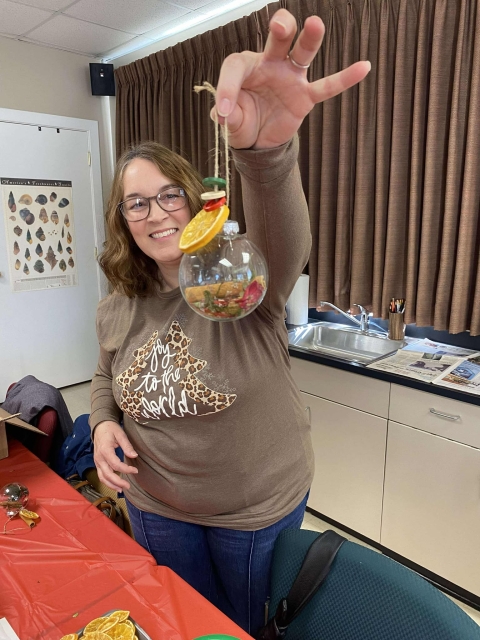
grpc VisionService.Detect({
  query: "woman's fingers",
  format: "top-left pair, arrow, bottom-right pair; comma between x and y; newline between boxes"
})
93,425 -> 139,492
215,51 -> 257,118
115,429 -> 138,459
310,60 -> 371,104
96,459 -> 130,492
95,449 -> 137,491
263,9 -> 297,63
214,8 -> 297,118
288,16 -> 325,69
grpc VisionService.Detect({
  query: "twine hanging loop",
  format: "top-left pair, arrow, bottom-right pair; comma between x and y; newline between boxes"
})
193,82 -> 230,204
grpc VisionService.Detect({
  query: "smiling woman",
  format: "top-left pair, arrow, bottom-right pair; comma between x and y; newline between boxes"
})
99,142 -> 203,297
90,8 -> 370,636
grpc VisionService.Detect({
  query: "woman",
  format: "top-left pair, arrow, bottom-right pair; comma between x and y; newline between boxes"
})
91,9 -> 370,635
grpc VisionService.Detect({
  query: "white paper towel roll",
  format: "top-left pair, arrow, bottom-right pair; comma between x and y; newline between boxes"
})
286,274 -> 309,325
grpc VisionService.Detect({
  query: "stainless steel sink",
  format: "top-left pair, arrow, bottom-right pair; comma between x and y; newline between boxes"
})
288,321 -> 403,365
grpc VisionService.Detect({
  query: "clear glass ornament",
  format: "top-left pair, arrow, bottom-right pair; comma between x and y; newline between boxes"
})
0,483 -> 29,517
179,221 -> 268,321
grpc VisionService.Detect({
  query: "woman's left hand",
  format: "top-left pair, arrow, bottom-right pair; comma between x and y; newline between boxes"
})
214,8 -> 370,150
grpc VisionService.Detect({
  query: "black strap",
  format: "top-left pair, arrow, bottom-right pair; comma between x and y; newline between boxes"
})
257,530 -> 346,640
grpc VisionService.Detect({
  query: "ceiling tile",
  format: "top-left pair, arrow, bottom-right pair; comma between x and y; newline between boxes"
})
9,0 -> 78,10
26,13 -> 135,55
167,0 -> 214,10
194,0 -> 258,15
0,0 -> 53,36
64,0 -> 190,35
139,7 -> 211,41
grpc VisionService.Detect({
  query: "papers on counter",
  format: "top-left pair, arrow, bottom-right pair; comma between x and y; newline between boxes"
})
367,339 -> 478,386
402,339 -> 475,358
0,619 -> 20,640
433,353 -> 480,394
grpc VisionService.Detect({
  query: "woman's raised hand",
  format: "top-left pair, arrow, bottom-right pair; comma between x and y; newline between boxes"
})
215,8 -> 370,150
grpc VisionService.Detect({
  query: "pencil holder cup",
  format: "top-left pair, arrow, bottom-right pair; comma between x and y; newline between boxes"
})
388,312 -> 406,341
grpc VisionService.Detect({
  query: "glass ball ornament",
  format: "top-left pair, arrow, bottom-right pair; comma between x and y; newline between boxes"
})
0,483 -> 29,517
179,221 -> 268,321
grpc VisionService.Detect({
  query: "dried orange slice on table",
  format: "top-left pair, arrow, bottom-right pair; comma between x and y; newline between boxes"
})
59,635 -> 78,640
105,611 -> 130,624
83,617 -> 110,634
96,617 -> 120,633
81,633 -> 111,639
179,205 -> 229,254
104,622 -> 135,640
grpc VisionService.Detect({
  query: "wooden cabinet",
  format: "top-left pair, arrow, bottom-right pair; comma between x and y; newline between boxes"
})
382,421 -> 480,596
300,391 -> 387,541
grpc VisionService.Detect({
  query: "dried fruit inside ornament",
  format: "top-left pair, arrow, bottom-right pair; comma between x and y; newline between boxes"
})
179,220 -> 268,321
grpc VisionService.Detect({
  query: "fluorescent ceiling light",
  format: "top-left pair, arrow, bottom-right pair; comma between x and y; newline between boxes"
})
102,0 -> 257,62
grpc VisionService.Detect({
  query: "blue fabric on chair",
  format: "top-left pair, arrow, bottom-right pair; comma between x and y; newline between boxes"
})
55,414 -> 94,479
55,413 -> 124,480
268,529 -> 480,640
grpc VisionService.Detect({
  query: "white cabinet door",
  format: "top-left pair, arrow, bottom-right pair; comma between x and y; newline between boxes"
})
301,391 -> 387,541
382,421 -> 480,596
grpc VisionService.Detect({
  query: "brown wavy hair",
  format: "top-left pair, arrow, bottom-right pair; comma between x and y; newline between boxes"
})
99,141 -> 203,297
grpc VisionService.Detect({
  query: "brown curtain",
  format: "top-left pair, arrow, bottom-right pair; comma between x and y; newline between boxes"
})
115,0 -> 480,335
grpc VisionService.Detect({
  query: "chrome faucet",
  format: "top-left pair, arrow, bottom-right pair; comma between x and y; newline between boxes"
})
317,301 -> 370,334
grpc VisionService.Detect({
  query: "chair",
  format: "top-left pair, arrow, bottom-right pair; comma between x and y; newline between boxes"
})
268,528 -> 480,639
6,383 -> 59,464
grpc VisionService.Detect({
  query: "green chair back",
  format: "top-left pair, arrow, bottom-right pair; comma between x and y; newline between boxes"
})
269,529 -> 480,639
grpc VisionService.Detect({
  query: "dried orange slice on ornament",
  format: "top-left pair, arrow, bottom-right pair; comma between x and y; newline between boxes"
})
179,205 -> 229,254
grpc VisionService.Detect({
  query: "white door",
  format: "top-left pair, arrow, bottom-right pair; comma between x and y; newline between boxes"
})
0,120 -> 103,399
301,391 -> 387,541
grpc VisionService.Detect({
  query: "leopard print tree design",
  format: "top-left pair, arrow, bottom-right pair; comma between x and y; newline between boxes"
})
116,331 -> 159,421
116,320 -> 236,421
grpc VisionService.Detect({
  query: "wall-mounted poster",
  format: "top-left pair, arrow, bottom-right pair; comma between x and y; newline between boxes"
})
2,178 -> 78,292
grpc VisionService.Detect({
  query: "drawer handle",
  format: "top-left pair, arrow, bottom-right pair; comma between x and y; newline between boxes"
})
305,406 -> 311,422
429,408 -> 460,422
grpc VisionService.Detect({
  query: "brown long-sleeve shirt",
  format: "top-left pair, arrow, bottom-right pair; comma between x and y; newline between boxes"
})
90,137 -> 315,530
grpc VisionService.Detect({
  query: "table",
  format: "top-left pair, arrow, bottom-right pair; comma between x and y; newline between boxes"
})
0,440 -> 252,640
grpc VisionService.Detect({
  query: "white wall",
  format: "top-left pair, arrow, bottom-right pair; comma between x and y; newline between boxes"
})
0,36 -> 114,206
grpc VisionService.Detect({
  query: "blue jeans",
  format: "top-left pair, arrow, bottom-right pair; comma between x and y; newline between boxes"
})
126,493 -> 308,636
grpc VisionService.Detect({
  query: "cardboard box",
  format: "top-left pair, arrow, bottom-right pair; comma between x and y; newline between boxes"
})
0,407 -> 46,460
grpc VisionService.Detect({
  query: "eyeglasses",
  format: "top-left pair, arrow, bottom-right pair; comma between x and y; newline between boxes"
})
119,186 -> 187,222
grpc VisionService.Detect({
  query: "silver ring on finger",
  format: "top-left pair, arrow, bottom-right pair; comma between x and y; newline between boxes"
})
287,53 -> 310,70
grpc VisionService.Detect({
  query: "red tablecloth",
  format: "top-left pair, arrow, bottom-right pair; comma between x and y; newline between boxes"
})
0,440 -> 252,640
